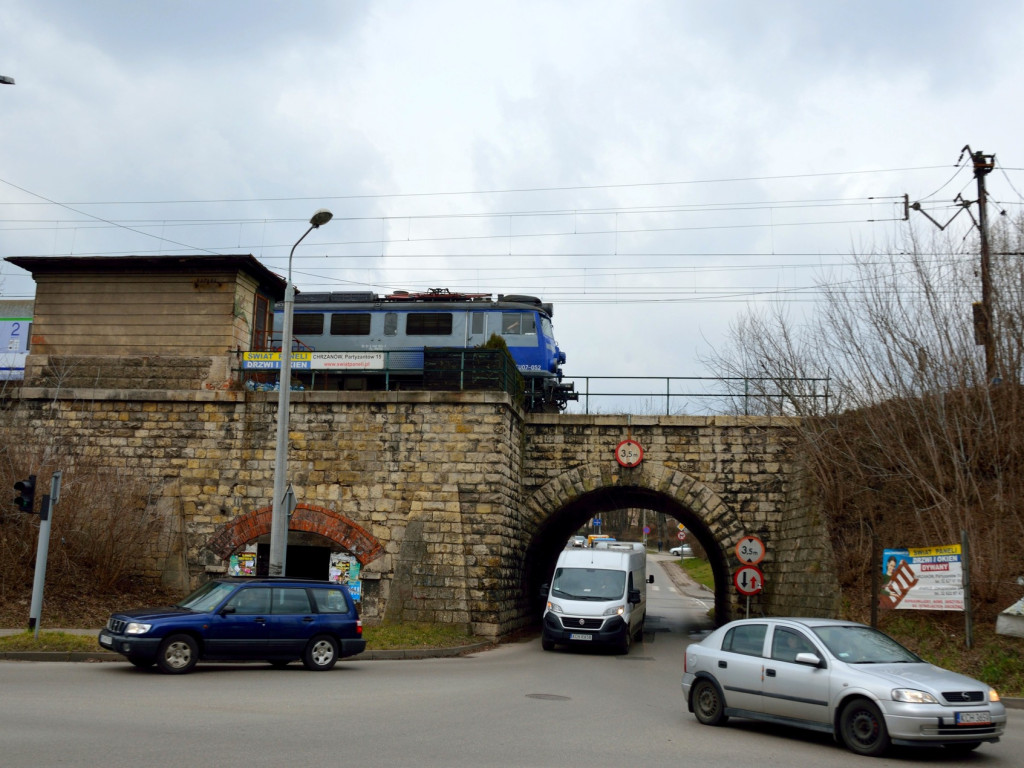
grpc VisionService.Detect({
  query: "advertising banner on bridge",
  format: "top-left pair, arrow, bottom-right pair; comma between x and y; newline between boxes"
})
880,544 -> 964,611
242,351 -> 384,371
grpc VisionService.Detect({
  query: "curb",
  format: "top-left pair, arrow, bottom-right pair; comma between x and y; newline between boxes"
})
0,641 -> 493,664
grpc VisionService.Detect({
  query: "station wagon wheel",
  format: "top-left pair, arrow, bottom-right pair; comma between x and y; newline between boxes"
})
839,699 -> 890,757
156,634 -> 198,675
691,678 -> 728,726
303,635 -> 339,671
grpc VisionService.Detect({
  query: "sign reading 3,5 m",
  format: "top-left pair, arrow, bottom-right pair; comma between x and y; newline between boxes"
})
735,535 -> 765,565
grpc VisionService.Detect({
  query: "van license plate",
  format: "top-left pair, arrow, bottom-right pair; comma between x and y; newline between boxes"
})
569,633 -> 592,641
956,711 -> 990,725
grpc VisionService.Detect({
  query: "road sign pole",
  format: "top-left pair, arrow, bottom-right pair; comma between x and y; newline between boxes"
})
28,471 -> 61,639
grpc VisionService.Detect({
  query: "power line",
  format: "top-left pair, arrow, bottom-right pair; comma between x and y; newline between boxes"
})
0,166 -> 957,207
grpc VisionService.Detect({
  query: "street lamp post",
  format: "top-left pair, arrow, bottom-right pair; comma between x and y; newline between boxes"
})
268,208 -> 333,577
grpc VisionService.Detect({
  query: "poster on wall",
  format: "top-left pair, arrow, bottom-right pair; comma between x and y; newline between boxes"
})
228,552 -> 256,576
880,544 -> 964,611
330,552 -> 362,602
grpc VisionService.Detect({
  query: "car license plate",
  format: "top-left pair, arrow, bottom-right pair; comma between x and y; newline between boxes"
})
956,711 -> 991,725
569,633 -> 592,641
98,632 -> 112,648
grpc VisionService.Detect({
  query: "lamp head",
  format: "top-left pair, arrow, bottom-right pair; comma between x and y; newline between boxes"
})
309,209 -> 333,228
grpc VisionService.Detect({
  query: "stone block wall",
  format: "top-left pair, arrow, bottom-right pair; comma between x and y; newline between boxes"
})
24,354 -> 234,391
3,387 -> 838,639
5,387 -> 528,637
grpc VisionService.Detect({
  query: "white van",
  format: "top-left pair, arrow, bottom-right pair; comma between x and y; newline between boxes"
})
541,541 -> 652,654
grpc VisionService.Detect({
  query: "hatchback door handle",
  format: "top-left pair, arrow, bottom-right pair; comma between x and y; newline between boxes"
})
302,617 -> 314,623
718,660 -> 727,669
766,668 -> 776,677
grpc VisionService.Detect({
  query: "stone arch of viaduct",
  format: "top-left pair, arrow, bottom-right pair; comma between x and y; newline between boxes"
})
8,389 -> 841,640
519,462 -> 747,625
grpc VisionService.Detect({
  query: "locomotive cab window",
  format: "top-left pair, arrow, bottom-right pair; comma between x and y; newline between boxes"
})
330,313 -> 371,336
406,312 -> 452,335
502,312 -> 536,335
293,313 -> 325,336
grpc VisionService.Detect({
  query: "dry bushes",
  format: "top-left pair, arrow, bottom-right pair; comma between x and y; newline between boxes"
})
0,457 -> 165,614
708,216 -> 1024,623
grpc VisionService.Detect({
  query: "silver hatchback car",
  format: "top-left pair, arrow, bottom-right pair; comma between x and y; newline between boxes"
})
681,617 -> 1006,757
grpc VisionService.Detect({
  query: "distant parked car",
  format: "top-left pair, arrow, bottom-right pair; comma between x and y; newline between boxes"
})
681,617 -> 1006,757
98,577 -> 365,674
670,544 -> 693,557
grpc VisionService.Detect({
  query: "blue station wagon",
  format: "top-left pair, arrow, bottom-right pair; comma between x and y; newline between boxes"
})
98,577 -> 365,674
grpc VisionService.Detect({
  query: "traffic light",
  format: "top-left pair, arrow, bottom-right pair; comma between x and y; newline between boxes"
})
14,475 -> 36,514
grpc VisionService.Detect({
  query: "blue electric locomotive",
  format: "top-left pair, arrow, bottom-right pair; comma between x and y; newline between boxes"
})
272,289 -> 576,411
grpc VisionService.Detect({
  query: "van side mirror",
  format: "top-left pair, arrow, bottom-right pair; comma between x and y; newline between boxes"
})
628,589 -> 641,605
539,583 -> 549,600
647,574 -> 654,584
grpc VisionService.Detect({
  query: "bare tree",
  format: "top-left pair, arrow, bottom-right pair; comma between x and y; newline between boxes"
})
706,217 -> 1024,616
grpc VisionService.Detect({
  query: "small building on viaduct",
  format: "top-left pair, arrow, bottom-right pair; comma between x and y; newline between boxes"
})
3,255 -> 840,638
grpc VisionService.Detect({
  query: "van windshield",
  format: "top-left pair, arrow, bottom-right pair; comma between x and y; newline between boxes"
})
551,567 -> 626,601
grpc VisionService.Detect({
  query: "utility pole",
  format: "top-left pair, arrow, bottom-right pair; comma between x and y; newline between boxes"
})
969,148 -> 997,383
909,146 -> 998,383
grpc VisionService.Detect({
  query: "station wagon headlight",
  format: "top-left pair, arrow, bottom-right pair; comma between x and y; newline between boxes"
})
125,622 -> 152,635
989,688 -> 1001,702
891,688 -> 938,704
602,605 -> 625,616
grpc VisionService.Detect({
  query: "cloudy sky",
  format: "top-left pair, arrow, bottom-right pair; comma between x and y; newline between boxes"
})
2,1 -> 1022,411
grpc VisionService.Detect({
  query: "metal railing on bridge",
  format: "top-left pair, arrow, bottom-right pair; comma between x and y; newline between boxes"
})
561,375 -> 831,416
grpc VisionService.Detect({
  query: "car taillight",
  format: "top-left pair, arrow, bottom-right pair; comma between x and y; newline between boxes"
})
357,619 -> 363,636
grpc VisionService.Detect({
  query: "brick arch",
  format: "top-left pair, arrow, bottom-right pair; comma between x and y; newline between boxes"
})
523,462 -> 748,624
207,503 -> 384,566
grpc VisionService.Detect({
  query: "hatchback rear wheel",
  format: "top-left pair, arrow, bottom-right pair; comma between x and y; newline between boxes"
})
692,678 -> 728,726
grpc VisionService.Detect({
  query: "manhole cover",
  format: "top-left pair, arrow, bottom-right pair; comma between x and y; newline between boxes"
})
525,693 -> 571,701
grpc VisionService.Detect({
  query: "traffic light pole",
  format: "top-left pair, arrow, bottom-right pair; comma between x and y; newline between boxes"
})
27,471 -> 61,638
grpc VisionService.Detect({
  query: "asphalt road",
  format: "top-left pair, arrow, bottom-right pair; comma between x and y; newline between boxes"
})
2,556 -> 1020,768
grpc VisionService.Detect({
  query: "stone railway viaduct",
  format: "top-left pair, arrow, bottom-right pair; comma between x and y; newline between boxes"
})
3,254 -> 840,639
9,389 -> 840,638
